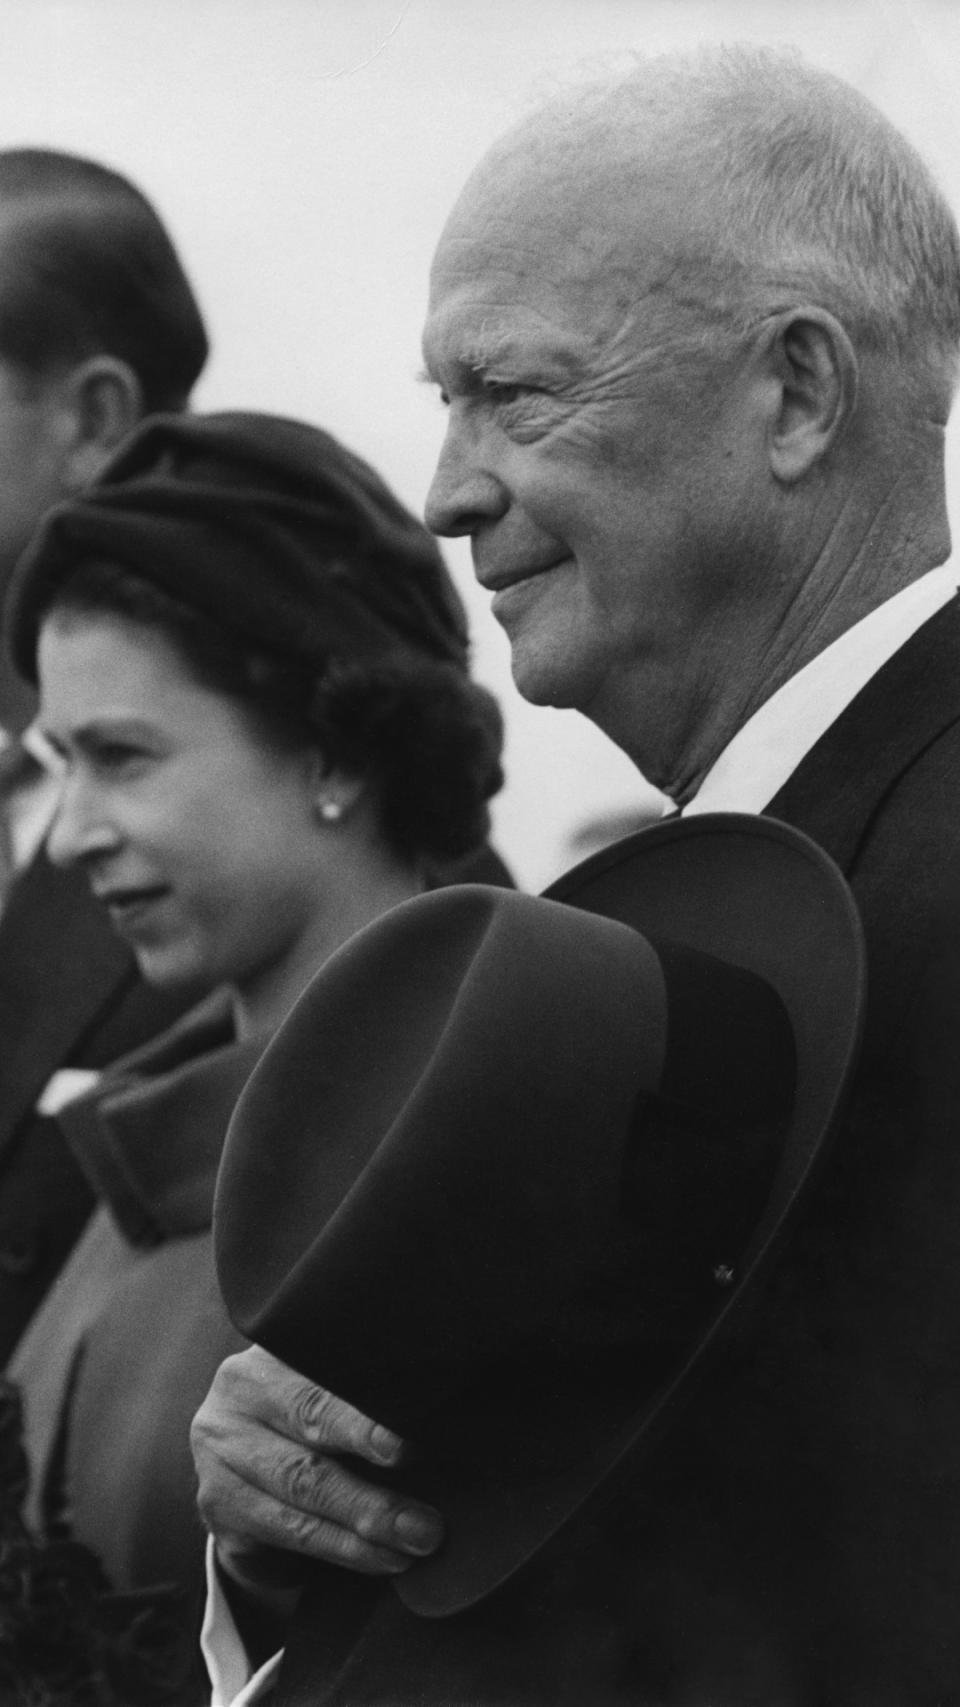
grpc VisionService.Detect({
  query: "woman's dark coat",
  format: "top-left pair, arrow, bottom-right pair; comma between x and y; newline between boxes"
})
11,994 -> 256,1601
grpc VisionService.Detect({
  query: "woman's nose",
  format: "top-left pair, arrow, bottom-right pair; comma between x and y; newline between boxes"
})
46,773 -> 122,870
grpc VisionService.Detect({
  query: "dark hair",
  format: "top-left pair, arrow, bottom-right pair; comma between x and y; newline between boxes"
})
45,561 -> 504,868
0,149 -> 208,410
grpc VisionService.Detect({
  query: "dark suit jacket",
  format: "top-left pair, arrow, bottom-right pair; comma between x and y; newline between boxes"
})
273,598 -> 960,1706
0,854 -> 191,1362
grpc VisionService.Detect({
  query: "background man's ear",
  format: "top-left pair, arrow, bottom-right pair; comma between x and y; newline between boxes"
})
60,355 -> 145,491
764,307 -> 858,483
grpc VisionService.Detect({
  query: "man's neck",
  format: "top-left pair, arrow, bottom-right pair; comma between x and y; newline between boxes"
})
596,480 -> 952,804
683,563 -> 957,819
740,474 -> 950,719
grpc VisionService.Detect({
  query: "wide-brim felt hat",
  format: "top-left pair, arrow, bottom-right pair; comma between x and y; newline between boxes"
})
214,812 -> 865,1617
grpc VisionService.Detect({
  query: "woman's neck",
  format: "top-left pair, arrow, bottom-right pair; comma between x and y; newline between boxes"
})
232,862 -> 425,1039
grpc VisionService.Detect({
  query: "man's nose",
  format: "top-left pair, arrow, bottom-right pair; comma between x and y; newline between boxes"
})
46,774 -> 121,870
424,408 -> 507,538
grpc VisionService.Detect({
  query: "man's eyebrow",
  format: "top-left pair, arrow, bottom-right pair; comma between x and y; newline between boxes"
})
418,326 -> 526,389
421,335 -> 591,398
415,357 -> 489,396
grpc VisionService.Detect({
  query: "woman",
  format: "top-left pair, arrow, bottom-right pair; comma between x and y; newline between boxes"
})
3,411 -> 504,1693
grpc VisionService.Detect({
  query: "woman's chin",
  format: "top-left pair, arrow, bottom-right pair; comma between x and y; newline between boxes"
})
132,940 -> 209,994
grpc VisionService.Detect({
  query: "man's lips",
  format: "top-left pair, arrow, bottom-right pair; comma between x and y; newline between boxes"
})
475,554 -> 569,594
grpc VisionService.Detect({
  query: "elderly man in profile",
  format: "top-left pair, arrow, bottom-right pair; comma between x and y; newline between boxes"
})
195,46 -> 960,1704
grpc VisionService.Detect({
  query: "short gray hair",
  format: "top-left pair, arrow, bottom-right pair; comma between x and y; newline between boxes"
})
533,45 -> 960,407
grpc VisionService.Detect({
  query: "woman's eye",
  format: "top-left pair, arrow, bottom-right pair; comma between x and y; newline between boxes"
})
94,743 -> 147,769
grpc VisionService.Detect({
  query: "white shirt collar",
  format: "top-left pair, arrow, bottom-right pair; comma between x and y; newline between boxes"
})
681,564 -> 957,818
201,1537 -> 282,1705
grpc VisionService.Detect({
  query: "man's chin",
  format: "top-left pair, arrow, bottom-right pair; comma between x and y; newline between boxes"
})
507,642 -> 591,711
493,580 -> 596,710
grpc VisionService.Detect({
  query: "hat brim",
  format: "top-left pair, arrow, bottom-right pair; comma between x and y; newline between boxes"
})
218,813 -> 865,1618
395,813 -> 864,1612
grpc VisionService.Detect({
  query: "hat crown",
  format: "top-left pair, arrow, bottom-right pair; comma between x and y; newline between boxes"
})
217,883 -> 795,1441
7,410 -> 469,682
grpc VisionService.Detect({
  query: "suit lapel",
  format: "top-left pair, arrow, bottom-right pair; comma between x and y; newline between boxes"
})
0,851 -> 135,1150
766,597 -> 960,870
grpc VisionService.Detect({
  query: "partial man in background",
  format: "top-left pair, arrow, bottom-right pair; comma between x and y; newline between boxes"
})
0,149 -> 208,1357
195,46 -> 960,1705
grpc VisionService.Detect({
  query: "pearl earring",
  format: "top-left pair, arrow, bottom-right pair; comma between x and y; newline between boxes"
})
319,799 -> 343,823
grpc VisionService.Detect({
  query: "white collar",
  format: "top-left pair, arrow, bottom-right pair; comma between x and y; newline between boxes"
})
681,565 -> 957,818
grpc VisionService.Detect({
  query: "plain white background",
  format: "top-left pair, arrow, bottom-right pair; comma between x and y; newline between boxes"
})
4,0 -> 959,886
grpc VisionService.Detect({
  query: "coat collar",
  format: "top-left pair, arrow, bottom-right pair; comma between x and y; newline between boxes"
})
58,990 -> 269,1246
765,597 -> 960,870
0,851 -> 190,1156
0,855 -> 134,1147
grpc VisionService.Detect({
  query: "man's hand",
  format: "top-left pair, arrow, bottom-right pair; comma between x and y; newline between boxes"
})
191,1345 -> 444,1613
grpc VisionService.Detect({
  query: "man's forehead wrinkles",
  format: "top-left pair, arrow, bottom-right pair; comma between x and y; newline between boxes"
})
425,293 -> 589,370
438,232 -> 630,298
440,227 -> 562,258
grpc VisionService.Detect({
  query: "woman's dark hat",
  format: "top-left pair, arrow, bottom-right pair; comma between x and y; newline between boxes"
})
7,410 -> 469,681
214,813 -> 865,1618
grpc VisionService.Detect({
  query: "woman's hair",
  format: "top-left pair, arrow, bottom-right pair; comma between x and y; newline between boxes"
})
45,560 -> 504,869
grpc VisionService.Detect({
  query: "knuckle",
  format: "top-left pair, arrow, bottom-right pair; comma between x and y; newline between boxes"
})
215,1350 -> 251,1394
284,1504 -> 331,1553
352,1495 -> 397,1542
190,1429 -> 221,1489
195,1480 -> 218,1529
285,1449 -> 337,1512
195,1354 -> 252,1427
335,1530 -> 381,1569
294,1381 -> 344,1443
189,1401 -> 233,1469
194,1461 -> 234,1531
293,1381 -> 375,1454
297,1383 -> 331,1429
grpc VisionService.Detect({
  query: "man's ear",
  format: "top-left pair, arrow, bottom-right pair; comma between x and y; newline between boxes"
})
59,355 -> 145,491
761,308 -> 858,483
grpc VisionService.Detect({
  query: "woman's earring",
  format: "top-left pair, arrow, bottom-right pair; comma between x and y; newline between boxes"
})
319,799 -> 344,823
